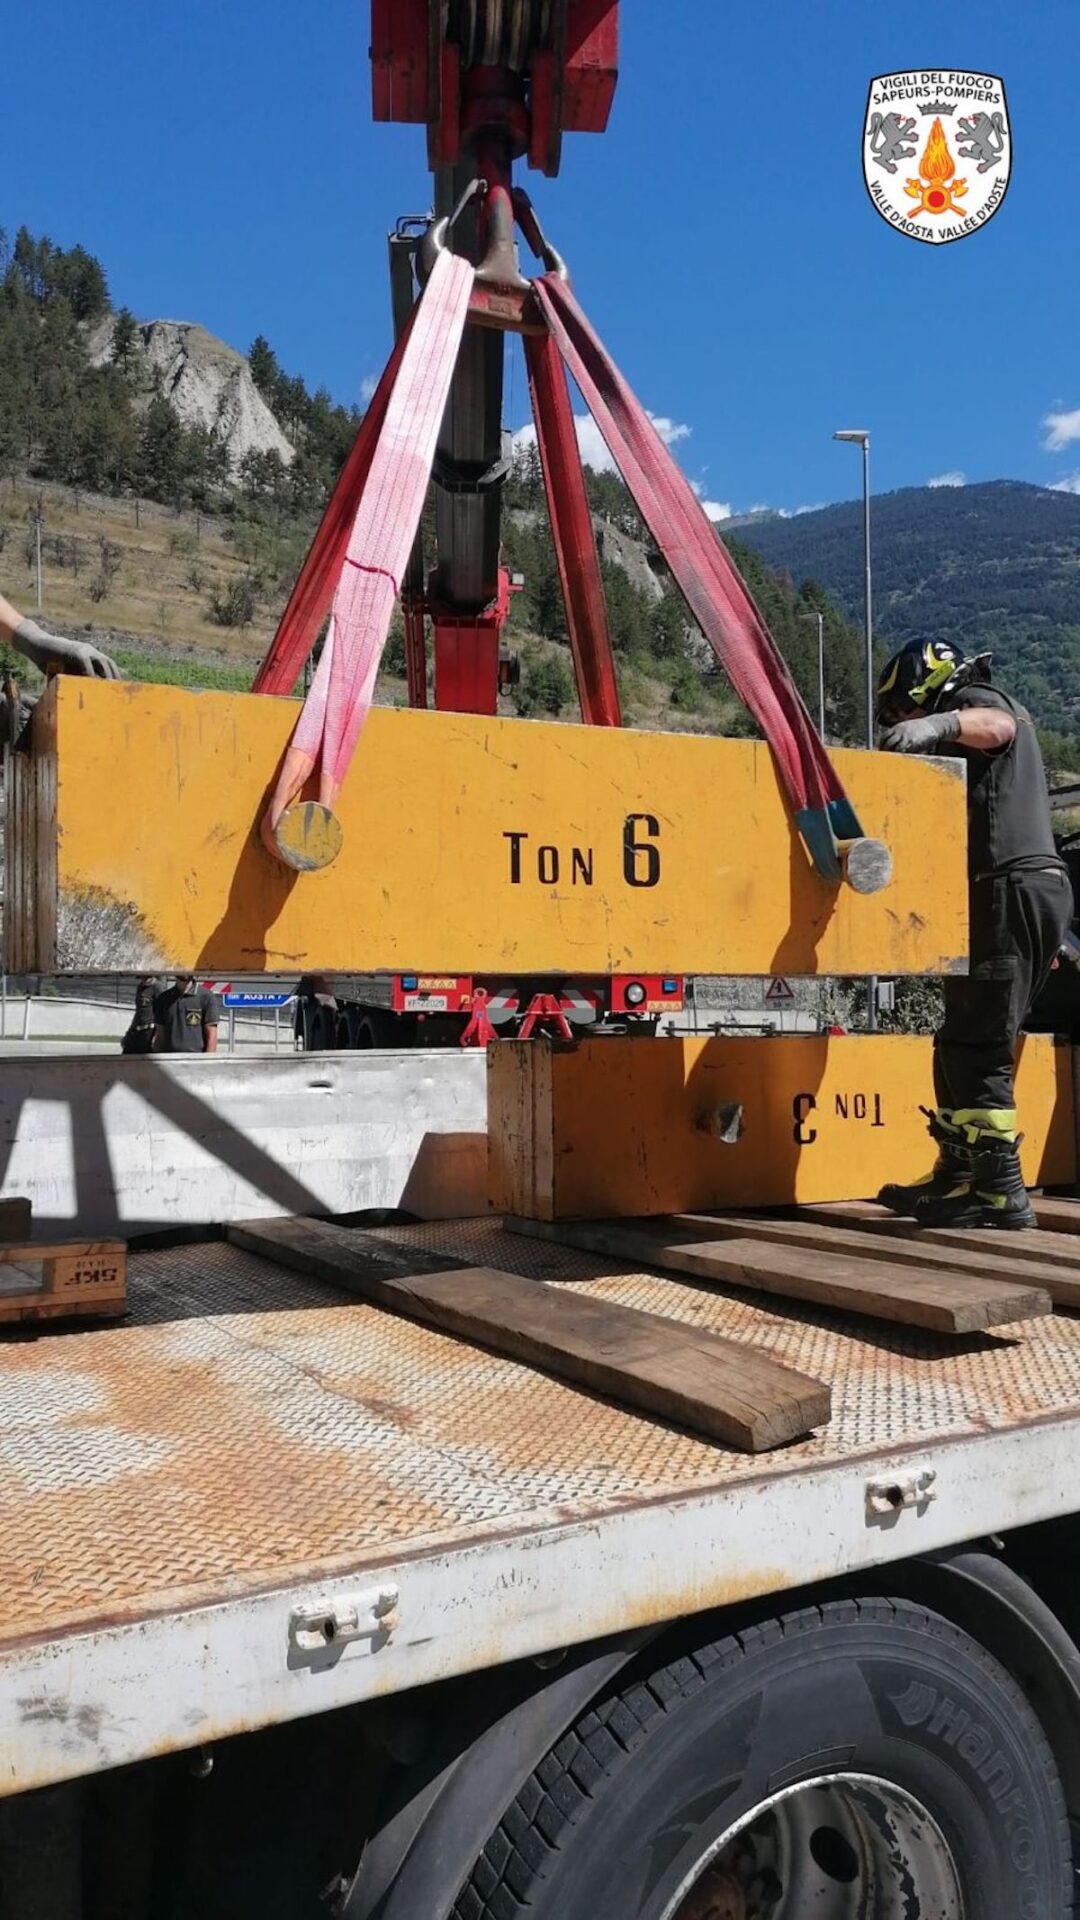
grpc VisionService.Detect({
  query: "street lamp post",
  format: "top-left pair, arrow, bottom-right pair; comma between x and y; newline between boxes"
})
799,608 -> 825,735
833,430 -> 873,747
834,428 -> 876,1029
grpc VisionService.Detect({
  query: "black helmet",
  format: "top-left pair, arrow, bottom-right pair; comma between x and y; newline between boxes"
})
876,636 -> 965,725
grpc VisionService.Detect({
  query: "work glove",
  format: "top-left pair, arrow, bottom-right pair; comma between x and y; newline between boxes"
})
0,678 -> 35,749
879,710 -> 961,754
13,617 -> 121,680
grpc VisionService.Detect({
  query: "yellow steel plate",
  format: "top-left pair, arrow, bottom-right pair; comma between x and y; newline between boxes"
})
13,679 -> 968,975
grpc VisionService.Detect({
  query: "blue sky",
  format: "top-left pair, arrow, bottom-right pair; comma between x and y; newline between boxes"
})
5,0 -> 1078,517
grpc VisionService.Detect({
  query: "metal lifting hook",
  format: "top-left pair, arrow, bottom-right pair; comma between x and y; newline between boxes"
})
511,187 -> 570,281
419,178 -> 569,294
418,176 -> 487,280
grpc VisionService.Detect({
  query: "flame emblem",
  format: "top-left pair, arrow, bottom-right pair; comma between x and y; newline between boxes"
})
905,118 -> 969,218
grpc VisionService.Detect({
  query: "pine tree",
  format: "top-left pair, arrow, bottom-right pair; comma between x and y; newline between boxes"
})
136,395 -> 187,504
248,334 -> 280,396
111,307 -> 139,371
53,244 -> 109,320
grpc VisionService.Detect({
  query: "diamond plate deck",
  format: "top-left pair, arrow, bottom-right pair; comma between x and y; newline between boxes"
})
4,1217 -> 1080,1654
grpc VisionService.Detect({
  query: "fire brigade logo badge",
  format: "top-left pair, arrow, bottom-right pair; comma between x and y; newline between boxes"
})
863,71 -> 1011,243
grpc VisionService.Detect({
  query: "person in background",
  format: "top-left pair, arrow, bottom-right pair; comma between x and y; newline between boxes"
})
153,975 -> 221,1054
121,975 -> 158,1055
0,591 -> 120,679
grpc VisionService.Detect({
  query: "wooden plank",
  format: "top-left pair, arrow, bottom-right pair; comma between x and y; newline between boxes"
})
0,1295 -> 127,1326
0,1198 -> 31,1244
1032,1196 -> 1080,1236
800,1204 -> 1080,1301
0,1239 -> 126,1326
505,1216 -> 1051,1334
227,1218 -> 831,1452
673,1210 -> 1078,1295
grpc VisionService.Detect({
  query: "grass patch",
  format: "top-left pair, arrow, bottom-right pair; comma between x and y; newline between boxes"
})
112,649 -> 270,694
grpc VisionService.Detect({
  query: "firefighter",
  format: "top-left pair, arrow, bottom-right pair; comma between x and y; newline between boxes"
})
875,636 -> 1072,1228
0,592 -> 120,679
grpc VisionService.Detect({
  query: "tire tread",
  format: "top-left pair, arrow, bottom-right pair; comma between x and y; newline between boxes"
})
450,1597 -> 1071,1920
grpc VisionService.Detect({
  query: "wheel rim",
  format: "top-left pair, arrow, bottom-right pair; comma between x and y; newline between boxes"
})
663,1774 -> 963,1919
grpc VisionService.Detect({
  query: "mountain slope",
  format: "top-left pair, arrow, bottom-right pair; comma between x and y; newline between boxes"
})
86,317 -> 294,472
733,481 -> 1080,738
0,222 -> 886,736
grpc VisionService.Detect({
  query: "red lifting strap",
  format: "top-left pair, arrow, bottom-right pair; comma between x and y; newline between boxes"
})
252,311 -> 418,699
533,274 -> 845,820
257,252 -> 474,851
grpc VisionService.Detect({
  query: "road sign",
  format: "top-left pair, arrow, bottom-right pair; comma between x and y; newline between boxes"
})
764,976 -> 795,1005
222,992 -> 293,1009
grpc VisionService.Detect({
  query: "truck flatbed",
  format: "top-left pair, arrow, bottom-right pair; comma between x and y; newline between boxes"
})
4,1215 -> 1080,1798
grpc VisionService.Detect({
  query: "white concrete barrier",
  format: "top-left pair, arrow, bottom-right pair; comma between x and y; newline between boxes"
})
0,996 -> 288,1047
0,1050 -> 487,1238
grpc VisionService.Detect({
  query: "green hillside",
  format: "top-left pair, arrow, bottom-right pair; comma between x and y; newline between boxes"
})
734,481 -> 1080,760
0,220 -> 867,737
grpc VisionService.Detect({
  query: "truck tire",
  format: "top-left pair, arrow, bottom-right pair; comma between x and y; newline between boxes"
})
356,1010 -> 401,1048
305,1004 -> 335,1051
451,1599 -> 1069,1920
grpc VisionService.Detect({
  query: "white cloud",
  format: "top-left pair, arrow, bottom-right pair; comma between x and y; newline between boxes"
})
512,414 -> 618,472
1051,472 -> 1080,494
512,406 -> 729,522
689,480 -> 730,521
513,407 -> 693,479
794,502 -> 825,515
647,414 -> 691,447
359,373 -> 378,404
928,469 -> 965,488
1043,408 -> 1080,451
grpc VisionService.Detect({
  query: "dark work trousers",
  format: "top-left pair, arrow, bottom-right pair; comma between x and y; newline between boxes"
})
934,865 -> 1073,1113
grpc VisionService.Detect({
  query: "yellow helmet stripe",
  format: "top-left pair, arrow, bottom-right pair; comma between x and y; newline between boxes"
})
910,644 -> 956,705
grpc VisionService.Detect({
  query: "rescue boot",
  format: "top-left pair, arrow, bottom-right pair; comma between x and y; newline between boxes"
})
912,1111 -> 1036,1231
878,1108 -> 971,1217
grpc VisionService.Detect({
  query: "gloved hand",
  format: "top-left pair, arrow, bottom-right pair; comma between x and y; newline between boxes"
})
13,617 -> 120,680
879,710 -> 961,754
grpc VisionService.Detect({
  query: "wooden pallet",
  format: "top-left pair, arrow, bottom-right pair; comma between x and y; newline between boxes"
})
506,1215 -> 1052,1334
0,1240 -> 127,1325
228,1218 -> 831,1454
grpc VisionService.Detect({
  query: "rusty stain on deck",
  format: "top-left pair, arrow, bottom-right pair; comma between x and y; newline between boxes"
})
2,1221 -> 1080,1652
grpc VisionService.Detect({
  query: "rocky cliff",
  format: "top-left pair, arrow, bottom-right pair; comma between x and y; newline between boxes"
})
86,316 -> 293,473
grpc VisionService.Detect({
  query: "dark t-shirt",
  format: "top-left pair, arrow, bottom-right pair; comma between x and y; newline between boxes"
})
939,684 -> 1062,877
153,983 -> 221,1052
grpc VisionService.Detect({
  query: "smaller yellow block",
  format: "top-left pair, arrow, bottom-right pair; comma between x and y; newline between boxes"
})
488,1034 -> 1076,1220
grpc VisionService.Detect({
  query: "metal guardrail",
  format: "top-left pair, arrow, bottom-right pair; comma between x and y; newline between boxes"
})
0,991 -> 295,1051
